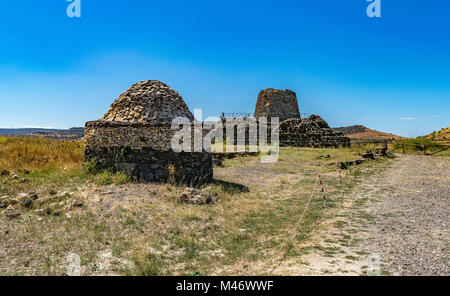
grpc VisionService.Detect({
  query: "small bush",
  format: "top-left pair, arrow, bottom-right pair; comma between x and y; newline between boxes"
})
83,158 -> 98,173
93,170 -> 131,186
114,171 -> 131,185
94,171 -> 114,186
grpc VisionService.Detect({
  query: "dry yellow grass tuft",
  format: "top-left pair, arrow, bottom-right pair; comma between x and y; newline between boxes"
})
0,137 -> 84,172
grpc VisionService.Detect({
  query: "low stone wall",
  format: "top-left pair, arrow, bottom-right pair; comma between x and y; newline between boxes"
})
279,116 -> 350,148
84,121 -> 213,185
211,116 -> 350,148
279,132 -> 350,148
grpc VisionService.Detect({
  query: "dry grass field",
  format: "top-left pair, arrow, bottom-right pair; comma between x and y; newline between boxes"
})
348,129 -> 405,141
0,137 -> 84,172
334,126 -> 405,141
0,137 -> 395,275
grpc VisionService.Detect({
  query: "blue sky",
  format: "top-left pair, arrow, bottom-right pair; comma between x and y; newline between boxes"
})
0,0 -> 449,137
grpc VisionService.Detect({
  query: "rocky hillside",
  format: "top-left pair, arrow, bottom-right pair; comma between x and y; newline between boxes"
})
421,127 -> 450,144
334,125 -> 405,141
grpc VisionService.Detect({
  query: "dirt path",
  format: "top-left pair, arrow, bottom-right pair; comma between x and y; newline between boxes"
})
275,154 -> 450,276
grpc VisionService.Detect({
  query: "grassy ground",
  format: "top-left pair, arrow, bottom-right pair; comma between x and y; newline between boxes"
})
0,137 -> 392,275
392,138 -> 450,156
0,136 -> 83,172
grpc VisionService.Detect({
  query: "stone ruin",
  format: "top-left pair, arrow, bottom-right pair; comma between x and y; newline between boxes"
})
84,82 -> 349,182
213,88 -> 350,149
84,80 -> 213,184
279,115 -> 350,147
252,88 -> 349,148
254,88 -> 301,122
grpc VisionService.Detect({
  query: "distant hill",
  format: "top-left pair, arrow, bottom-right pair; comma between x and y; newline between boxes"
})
333,125 -> 367,135
334,125 -> 406,141
420,126 -> 450,144
0,127 -> 84,139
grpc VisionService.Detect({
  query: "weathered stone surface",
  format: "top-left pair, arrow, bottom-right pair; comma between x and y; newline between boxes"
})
178,187 -> 219,205
254,88 -> 300,122
101,80 -> 194,123
85,121 -> 179,151
85,145 -> 213,184
376,146 -> 388,156
2,205 -> 20,218
21,198 -> 32,208
279,115 -> 350,148
362,151 -> 375,159
333,159 -> 366,169
35,209 -> 45,216
213,115 -> 349,148
18,193 -> 29,201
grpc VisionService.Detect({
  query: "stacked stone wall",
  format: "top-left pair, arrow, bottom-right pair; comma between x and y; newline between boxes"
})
212,115 -> 350,148
279,116 -> 350,147
84,121 -> 213,184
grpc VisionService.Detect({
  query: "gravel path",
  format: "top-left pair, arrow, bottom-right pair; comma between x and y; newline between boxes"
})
277,154 -> 449,276
361,154 -> 449,275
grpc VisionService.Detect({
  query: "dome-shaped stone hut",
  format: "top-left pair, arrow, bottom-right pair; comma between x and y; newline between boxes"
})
84,80 -> 213,184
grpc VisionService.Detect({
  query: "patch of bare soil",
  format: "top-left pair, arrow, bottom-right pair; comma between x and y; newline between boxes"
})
275,154 -> 449,275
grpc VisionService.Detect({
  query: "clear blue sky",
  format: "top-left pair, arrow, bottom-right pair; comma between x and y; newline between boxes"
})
0,0 -> 448,137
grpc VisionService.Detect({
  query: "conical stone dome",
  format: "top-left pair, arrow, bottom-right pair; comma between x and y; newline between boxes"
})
101,80 -> 194,123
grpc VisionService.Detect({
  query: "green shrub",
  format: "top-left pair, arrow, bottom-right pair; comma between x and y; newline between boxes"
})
94,171 -> 114,186
113,171 -> 131,185
83,158 -> 98,173
93,170 -> 131,186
